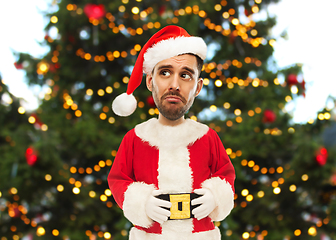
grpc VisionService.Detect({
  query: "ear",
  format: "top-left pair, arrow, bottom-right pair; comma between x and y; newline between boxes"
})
195,78 -> 203,97
146,74 -> 153,92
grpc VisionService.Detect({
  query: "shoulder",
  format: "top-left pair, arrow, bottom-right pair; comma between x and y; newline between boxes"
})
120,128 -> 141,145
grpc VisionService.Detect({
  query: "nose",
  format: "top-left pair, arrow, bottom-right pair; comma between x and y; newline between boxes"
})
169,74 -> 180,91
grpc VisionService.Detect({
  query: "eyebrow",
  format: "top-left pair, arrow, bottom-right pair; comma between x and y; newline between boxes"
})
157,64 -> 196,76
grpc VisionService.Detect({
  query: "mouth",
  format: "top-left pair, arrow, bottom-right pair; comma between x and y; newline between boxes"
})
164,96 -> 182,103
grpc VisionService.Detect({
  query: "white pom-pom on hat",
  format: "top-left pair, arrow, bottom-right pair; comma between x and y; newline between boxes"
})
112,93 -> 137,117
111,25 -> 207,117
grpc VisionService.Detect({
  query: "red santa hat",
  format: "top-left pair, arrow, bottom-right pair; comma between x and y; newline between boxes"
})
112,25 -> 207,116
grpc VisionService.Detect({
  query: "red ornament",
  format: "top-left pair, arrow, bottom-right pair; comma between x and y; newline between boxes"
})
84,4 -> 106,20
49,63 -> 56,73
229,32 -> 236,44
55,62 -> 61,69
68,35 -> 76,43
146,96 -> 156,107
25,147 -> 38,166
8,205 -> 21,218
286,74 -> 298,86
14,62 -> 23,70
159,5 -> 166,16
262,109 -> 276,123
301,79 -> 306,90
330,173 -> 336,186
244,9 -> 252,16
315,147 -> 328,166
30,113 -> 44,128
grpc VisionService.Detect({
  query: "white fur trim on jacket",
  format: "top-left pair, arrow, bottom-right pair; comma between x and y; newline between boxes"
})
135,118 -> 209,194
201,177 -> 234,221
123,182 -> 156,228
129,225 -> 221,240
143,36 -> 207,74
135,118 -> 209,149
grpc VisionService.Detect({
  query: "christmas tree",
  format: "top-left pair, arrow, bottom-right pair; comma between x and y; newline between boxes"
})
1,0 -> 336,239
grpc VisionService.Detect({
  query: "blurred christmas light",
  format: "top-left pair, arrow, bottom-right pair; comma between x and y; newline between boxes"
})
105,189 -> 112,196
214,4 -> 222,11
214,80 -> 223,87
246,194 -> 253,202
104,232 -> 111,239
131,7 -> 139,14
241,189 -> 249,196
257,191 -> 264,198
291,85 -> 298,94
210,105 -> 217,112
302,174 -> 309,181
242,232 -> 250,239
86,89 -> 93,96
72,187 -> 80,194
203,78 -> 210,85
248,160 -> 255,168
37,61 -> 50,74
308,226 -> 317,236
57,185 -> 64,192
273,187 -> 281,194
10,188 -> 18,195
36,226 -> 46,236
52,229 -> 60,236
232,18 -> 239,25
272,181 -> 279,188
108,117 -> 115,124
89,191 -> 96,198
234,109 -> 241,115
285,96 -> 292,102
236,116 -> 243,123
294,229 -> 301,236
100,195 -> 107,202
50,16 -> 58,23
41,124 -> 48,131
288,127 -> 295,134
45,174 -> 52,181
18,107 -> 25,114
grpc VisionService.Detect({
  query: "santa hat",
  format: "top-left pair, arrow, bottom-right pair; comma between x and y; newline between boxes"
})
112,25 -> 207,116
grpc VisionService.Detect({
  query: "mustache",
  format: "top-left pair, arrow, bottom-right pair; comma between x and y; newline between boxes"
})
161,90 -> 187,103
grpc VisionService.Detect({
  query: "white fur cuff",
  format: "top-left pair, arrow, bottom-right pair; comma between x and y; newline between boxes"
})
201,177 -> 234,221
123,182 -> 156,227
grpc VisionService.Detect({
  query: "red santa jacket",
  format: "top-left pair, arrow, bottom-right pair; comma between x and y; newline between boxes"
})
108,118 -> 235,240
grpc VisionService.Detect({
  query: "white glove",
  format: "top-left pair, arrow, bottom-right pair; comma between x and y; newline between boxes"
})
145,190 -> 172,224
191,188 -> 216,220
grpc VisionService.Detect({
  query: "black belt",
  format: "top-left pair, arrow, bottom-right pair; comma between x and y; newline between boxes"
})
156,193 -> 202,220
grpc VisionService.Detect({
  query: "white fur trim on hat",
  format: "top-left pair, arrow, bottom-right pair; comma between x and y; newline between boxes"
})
112,93 -> 137,116
143,36 -> 207,74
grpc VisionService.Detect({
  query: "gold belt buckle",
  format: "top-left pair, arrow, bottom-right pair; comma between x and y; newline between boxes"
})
169,194 -> 191,220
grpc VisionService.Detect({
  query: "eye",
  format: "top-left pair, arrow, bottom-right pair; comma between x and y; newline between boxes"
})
181,73 -> 192,80
160,70 -> 171,77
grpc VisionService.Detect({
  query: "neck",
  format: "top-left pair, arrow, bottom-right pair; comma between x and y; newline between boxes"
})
158,114 -> 185,126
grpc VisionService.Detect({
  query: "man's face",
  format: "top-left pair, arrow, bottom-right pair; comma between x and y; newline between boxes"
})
146,54 -> 203,122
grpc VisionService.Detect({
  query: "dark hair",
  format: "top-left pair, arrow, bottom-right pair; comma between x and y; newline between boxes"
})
192,54 -> 204,77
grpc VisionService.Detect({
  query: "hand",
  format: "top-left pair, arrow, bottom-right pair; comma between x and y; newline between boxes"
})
145,190 -> 172,224
191,188 -> 216,220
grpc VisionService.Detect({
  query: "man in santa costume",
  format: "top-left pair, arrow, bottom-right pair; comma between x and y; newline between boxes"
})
108,25 -> 235,240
